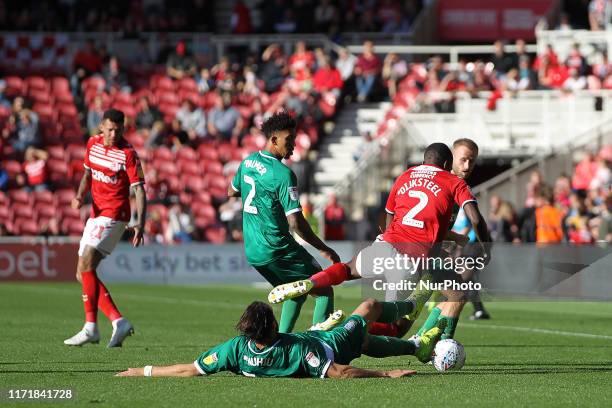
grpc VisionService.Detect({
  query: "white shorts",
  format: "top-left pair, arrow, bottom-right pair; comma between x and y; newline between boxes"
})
78,216 -> 127,258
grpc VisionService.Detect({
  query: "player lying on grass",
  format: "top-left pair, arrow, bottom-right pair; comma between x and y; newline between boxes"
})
227,111 -> 340,333
268,142 -> 491,340
116,298 -> 445,379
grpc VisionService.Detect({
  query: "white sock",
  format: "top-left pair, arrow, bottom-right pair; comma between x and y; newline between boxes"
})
84,322 -> 97,332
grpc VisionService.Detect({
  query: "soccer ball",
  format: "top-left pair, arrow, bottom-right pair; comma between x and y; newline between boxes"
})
432,339 -> 466,372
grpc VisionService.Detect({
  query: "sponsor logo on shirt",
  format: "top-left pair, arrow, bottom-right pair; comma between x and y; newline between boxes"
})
203,353 -> 218,365
305,352 -> 320,368
91,168 -> 118,184
288,186 -> 299,201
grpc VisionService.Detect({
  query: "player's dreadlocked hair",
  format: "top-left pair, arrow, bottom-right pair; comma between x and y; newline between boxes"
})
236,301 -> 279,343
261,111 -> 296,139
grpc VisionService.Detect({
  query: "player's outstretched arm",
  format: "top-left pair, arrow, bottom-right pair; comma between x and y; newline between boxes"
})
72,168 -> 92,210
326,363 -> 415,379
287,212 -> 340,263
116,363 -> 201,377
132,184 -> 147,247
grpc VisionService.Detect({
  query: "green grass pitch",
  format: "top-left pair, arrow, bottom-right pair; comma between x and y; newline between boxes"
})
1,282 -> 611,407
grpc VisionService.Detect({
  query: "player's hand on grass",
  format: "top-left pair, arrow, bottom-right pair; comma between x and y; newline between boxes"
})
115,368 -> 143,377
130,225 -> 144,247
385,369 -> 416,378
320,247 -> 340,264
71,197 -> 83,210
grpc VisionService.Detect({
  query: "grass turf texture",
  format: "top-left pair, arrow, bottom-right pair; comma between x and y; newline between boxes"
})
1,283 -> 611,407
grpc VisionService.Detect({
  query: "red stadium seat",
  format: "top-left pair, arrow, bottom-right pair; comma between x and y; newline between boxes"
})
156,91 -> 180,106
8,190 -> 32,206
33,189 -> 54,205
203,161 -> 223,175
175,146 -> 198,161
153,146 -> 173,162
51,76 -> 70,93
148,204 -> 169,221
54,91 -> 74,105
12,203 -> 34,219
153,76 -> 175,92
192,190 -> 212,205
57,103 -> 78,119
66,144 -> 86,162
182,175 -> 206,192
179,191 -> 193,206
197,145 -> 220,162
14,218 -> 40,236
155,161 -> 179,177
33,103 -> 55,121
0,204 -> 10,222
202,92 -> 221,110
195,215 -> 216,229
0,191 -> 8,207
29,89 -> 52,105
47,145 -> 66,161
178,77 -> 198,93
35,202 -> 56,220
204,225 -> 227,244
64,219 -> 84,236
192,202 -> 216,219
82,76 -> 106,93
178,160 -> 201,176
61,206 -> 81,222
3,160 -> 23,178
5,76 -> 24,97
216,143 -> 234,163
26,76 -> 49,93
55,188 -> 75,206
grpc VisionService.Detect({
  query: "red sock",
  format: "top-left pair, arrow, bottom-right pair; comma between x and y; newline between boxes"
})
98,281 -> 122,321
368,322 -> 399,337
310,263 -> 350,288
80,270 -> 99,323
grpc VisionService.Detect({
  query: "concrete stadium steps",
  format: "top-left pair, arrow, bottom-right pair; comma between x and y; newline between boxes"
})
313,102 -> 390,194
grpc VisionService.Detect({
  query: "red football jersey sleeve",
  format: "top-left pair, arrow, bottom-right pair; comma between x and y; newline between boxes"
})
382,164 -> 476,252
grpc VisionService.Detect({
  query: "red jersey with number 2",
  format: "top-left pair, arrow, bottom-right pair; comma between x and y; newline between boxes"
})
383,164 -> 476,248
83,135 -> 145,222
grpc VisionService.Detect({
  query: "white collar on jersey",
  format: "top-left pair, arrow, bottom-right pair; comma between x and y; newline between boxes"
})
258,151 -> 277,160
247,339 -> 281,354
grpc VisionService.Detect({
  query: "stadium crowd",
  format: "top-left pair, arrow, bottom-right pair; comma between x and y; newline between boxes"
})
0,33 -> 610,243
0,0 -> 424,36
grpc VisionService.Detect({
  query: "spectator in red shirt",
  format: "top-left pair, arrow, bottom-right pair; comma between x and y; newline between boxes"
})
73,39 -> 103,75
23,147 -> 49,192
324,194 -> 346,240
231,0 -> 253,34
573,152 -> 598,191
289,41 -> 315,79
354,41 -> 381,102
313,56 -> 343,98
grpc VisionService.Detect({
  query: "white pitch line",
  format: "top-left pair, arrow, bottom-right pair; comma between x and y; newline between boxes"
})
461,322 -> 612,341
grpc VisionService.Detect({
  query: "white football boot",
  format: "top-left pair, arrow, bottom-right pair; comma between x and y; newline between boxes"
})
107,318 -> 134,348
64,326 -> 100,346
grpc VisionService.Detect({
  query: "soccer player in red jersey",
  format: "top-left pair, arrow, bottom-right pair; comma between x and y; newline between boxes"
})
64,109 -> 146,347
268,143 -> 490,312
